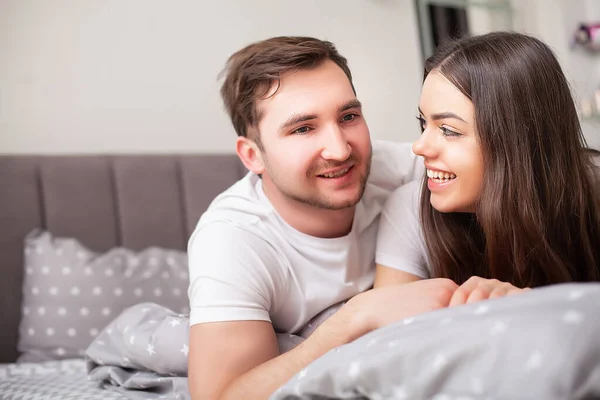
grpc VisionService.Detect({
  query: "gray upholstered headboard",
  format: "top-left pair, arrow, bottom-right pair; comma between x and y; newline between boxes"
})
0,154 -> 246,363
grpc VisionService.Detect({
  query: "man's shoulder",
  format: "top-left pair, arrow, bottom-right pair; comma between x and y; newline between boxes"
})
359,140 -> 423,211
384,179 -> 422,210
188,173 -> 279,250
198,172 -> 272,225
367,140 -> 423,190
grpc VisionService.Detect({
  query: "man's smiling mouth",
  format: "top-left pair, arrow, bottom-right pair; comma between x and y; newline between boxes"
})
320,166 -> 352,178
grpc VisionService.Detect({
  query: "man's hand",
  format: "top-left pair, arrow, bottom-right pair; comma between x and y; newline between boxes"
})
449,276 -> 530,307
337,278 -> 459,339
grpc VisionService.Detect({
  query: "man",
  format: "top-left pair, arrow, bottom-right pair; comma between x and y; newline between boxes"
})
187,36 -> 458,400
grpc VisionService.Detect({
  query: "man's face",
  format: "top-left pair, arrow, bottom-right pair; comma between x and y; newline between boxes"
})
254,60 -> 372,210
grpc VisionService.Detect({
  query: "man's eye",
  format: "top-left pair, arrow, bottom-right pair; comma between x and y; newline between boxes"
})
341,113 -> 358,122
292,126 -> 311,135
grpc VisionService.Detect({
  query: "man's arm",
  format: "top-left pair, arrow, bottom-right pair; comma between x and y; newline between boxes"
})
188,318 -> 353,400
187,221 -> 290,400
188,278 -> 459,400
188,321 -> 279,400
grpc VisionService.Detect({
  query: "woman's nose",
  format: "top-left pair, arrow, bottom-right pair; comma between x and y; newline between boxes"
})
412,128 -> 438,159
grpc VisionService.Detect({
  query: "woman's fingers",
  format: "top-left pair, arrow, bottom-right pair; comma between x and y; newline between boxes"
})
465,284 -> 494,304
449,277 -> 529,306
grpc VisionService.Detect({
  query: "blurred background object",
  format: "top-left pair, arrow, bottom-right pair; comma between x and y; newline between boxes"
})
570,20 -> 600,127
415,0 -> 513,61
572,22 -> 600,51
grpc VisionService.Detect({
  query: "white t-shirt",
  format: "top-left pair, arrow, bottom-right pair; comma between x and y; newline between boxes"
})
375,179 -> 431,278
187,140 -> 423,333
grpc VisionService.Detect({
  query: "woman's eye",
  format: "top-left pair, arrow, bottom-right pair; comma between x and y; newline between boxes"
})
440,126 -> 462,137
416,116 -> 426,132
292,126 -> 311,135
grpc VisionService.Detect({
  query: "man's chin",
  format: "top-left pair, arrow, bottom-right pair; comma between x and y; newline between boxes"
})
320,201 -> 357,210
289,192 -> 360,211
282,178 -> 367,210
318,191 -> 363,210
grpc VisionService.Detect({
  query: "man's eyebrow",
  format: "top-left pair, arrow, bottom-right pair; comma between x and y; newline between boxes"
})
279,113 -> 318,131
418,106 -> 467,123
339,99 -> 362,113
278,100 -> 363,132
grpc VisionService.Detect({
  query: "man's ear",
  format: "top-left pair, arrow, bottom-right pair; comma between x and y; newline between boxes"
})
236,136 -> 265,175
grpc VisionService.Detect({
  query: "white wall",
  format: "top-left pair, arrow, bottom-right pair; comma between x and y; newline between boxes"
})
0,0 -> 424,154
3,0 -> 598,154
511,0 -> 600,149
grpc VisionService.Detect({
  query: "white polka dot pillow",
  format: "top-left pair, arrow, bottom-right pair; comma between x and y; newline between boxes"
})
17,230 -> 190,363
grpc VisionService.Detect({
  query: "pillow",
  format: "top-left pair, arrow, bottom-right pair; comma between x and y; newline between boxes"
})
270,282 -> 600,400
85,301 -> 338,378
85,303 -> 304,399
86,302 -> 190,376
85,302 -> 306,398
18,230 -> 190,362
83,301 -> 346,398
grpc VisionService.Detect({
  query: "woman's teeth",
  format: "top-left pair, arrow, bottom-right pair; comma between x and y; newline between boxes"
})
322,167 -> 350,178
427,169 -> 456,180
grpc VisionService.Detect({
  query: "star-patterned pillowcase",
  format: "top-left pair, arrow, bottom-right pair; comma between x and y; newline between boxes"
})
85,302 -> 308,386
86,302 -> 190,376
17,230 -> 190,363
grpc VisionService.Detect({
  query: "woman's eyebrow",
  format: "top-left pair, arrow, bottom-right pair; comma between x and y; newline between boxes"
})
418,107 -> 467,123
430,111 -> 467,123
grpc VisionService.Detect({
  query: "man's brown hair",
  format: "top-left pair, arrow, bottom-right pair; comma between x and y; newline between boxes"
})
219,36 -> 355,142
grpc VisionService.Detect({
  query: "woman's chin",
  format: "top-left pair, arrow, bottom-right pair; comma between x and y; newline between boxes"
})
430,198 -> 475,214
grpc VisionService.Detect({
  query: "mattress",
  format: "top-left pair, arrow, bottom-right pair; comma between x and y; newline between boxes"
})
0,359 -> 128,400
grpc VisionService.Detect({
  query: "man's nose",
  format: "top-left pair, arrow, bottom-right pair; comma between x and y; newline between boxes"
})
320,125 -> 351,161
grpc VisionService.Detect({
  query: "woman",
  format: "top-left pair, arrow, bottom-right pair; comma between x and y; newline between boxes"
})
375,31 -> 600,304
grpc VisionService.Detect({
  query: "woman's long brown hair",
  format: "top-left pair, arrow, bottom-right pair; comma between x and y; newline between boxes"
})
420,32 -> 600,287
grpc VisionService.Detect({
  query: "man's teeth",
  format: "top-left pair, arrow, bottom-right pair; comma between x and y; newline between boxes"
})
322,167 -> 350,178
427,169 -> 456,180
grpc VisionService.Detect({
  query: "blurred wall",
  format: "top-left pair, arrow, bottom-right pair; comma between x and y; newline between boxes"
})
512,0 -> 600,148
1,0 -> 598,154
0,0 -> 424,154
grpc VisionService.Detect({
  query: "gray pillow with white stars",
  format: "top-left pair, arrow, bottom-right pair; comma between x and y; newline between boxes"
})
83,302 -> 327,400
18,230 -> 190,363
86,302 -> 191,399
271,282 -> 600,400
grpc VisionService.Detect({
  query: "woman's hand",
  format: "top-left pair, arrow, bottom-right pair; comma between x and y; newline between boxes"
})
449,276 -> 530,307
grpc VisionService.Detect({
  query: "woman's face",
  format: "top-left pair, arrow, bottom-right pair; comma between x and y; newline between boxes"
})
413,70 -> 483,213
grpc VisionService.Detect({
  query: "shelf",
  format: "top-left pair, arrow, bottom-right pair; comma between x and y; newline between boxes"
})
419,0 -> 512,11
416,0 -> 514,60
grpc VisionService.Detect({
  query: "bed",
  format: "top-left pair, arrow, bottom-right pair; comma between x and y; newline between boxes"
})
0,154 -> 246,399
2,153 -> 600,400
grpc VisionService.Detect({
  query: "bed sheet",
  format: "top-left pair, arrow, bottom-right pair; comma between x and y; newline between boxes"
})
0,358 -> 128,400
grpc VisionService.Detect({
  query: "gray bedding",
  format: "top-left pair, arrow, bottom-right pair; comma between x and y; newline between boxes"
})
0,359 -> 128,400
84,302 -> 308,400
82,282 -> 600,400
85,303 -> 191,400
271,282 -> 600,400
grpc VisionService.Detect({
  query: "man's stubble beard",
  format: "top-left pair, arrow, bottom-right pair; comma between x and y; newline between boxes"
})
263,150 -> 372,211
